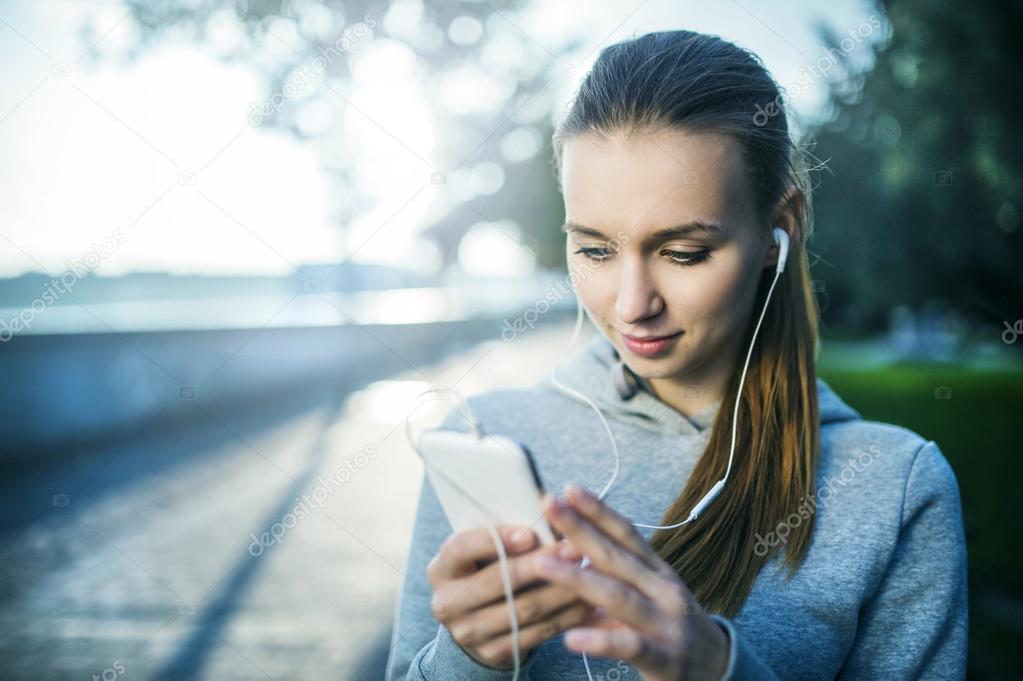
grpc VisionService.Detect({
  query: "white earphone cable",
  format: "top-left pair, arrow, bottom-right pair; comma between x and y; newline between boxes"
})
548,227 -> 787,679
406,228 -> 789,681
404,387 -> 526,681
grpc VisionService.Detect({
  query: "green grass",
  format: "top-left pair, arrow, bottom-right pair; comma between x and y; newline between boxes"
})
818,361 -> 1023,677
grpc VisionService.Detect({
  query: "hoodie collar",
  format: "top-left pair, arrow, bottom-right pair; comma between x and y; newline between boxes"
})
541,333 -> 861,437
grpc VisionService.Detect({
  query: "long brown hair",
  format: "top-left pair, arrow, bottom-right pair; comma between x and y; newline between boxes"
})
552,30 -> 821,618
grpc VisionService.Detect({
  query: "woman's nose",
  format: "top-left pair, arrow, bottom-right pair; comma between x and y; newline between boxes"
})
614,258 -> 664,323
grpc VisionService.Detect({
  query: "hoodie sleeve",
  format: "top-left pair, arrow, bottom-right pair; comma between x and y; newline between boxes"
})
706,614 -> 781,680
705,439 -> 967,681
384,408 -> 543,681
836,439 -> 969,680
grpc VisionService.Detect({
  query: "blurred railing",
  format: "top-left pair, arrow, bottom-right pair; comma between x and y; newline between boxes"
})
1,276 -> 576,459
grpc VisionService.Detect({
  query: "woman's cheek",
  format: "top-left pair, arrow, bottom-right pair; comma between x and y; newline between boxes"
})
583,272 -> 621,315
666,269 -> 725,319
664,270 -> 745,346
697,254 -> 750,313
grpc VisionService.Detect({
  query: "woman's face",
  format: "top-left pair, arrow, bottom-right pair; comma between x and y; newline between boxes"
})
560,128 -> 777,402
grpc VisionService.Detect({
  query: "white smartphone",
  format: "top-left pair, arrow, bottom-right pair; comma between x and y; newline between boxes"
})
416,428 -> 556,547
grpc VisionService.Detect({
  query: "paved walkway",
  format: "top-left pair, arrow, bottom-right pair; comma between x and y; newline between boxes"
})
0,320 -> 585,680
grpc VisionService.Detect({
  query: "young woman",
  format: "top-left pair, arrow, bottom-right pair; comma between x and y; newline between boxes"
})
386,29 -> 967,681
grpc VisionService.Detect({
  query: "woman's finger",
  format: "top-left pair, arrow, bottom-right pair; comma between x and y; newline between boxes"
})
564,625 -> 673,671
534,553 -> 671,638
428,525 -> 536,582
578,606 -> 627,630
460,582 -> 581,642
542,494 -> 673,603
466,600 -> 595,670
437,540 -> 567,618
562,484 -> 676,579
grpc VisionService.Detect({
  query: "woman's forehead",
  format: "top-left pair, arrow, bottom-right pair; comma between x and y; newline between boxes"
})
560,129 -> 755,233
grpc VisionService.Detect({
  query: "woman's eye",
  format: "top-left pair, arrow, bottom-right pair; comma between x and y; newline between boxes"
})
573,246 -> 613,261
663,249 -> 711,267
573,247 -> 712,267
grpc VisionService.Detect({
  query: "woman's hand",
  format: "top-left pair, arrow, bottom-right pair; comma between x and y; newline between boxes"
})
534,484 -> 731,681
426,524 -> 596,669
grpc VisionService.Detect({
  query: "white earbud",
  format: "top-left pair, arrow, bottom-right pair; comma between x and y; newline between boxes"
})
772,226 -> 789,274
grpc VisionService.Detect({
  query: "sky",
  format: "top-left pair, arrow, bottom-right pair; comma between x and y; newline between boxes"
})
0,0 -> 882,279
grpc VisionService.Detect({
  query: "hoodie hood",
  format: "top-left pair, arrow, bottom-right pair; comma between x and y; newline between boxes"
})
539,333 -> 861,437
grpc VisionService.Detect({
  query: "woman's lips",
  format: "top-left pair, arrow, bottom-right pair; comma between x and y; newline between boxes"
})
620,331 -> 682,357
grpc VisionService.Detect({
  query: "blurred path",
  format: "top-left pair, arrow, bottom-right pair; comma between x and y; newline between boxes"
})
0,321 -> 584,680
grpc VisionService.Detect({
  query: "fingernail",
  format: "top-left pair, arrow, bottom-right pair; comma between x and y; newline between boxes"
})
566,629 -> 592,647
512,530 -> 533,547
536,554 -> 567,574
564,482 -> 589,507
545,495 -> 565,514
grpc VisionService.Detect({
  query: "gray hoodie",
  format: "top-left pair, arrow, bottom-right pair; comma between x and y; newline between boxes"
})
385,333 -> 968,680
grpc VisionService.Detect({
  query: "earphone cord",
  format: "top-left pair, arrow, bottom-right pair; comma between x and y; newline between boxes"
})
404,388 -> 527,681
547,252 -> 785,680
550,255 -> 785,528
404,235 -> 786,681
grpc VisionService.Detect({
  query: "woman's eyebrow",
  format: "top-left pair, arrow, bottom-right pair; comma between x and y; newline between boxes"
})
561,220 -> 723,241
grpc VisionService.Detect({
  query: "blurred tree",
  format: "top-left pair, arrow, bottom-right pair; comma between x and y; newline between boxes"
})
98,0 -> 577,272
808,0 -> 1021,332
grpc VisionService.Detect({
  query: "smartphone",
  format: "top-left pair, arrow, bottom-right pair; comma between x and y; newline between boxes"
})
416,428 -> 556,547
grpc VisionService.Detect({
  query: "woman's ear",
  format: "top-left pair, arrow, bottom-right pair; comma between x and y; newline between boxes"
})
764,186 -> 804,269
